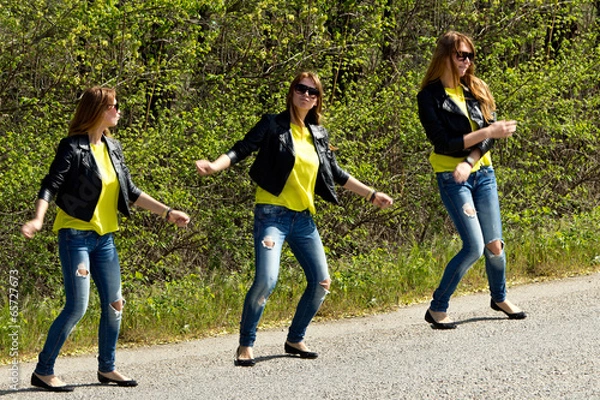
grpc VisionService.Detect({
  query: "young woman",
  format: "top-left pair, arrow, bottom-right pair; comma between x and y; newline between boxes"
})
195,72 -> 393,366
417,31 -> 526,329
21,87 -> 190,391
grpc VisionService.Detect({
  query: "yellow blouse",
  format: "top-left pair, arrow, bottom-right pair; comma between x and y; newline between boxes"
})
255,123 -> 319,214
53,142 -> 120,235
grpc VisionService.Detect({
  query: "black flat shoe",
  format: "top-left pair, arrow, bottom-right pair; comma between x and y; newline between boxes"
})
284,342 -> 319,359
424,309 -> 457,330
97,371 -> 138,387
31,373 -> 74,392
491,300 -> 527,320
234,347 -> 256,367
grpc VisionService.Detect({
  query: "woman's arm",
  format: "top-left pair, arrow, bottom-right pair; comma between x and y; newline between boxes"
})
418,88 -> 516,153
195,154 -> 232,176
22,139 -> 74,239
133,193 -> 190,227
21,199 -> 50,239
195,114 -> 276,177
462,120 -> 516,149
453,120 -> 517,184
342,176 -> 393,209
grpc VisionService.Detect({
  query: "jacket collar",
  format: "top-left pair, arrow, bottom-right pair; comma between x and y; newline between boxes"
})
275,109 -> 325,139
72,134 -> 91,151
73,133 -> 118,153
73,134 -> 114,150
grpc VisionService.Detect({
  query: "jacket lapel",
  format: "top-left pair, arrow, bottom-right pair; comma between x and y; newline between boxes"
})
275,112 -> 295,156
77,135 -> 102,179
438,82 -> 485,129
464,87 -> 485,128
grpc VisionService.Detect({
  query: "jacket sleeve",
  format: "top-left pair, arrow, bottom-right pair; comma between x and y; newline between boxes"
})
474,111 -> 496,156
474,137 -> 495,156
37,138 -> 73,203
318,126 -> 350,186
328,146 -> 350,186
417,88 -> 465,155
225,114 -> 270,165
113,140 -> 142,204
312,126 -> 350,205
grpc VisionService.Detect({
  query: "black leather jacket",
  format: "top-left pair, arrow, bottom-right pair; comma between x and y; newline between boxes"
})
417,79 -> 495,158
38,134 -> 142,222
226,110 -> 350,205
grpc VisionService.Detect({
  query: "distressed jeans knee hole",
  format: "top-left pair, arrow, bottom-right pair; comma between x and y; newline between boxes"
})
261,236 -> 275,249
462,203 -> 476,218
109,299 -> 124,319
319,278 -> 331,293
76,268 -> 89,278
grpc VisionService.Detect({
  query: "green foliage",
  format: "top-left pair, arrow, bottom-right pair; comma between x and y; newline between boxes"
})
1,0 -> 600,357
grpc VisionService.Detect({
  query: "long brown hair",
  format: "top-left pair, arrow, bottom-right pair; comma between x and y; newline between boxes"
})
420,31 -> 496,122
286,72 -> 323,125
68,87 -> 115,137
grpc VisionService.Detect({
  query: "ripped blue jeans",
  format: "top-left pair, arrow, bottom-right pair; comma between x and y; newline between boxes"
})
239,205 -> 330,347
35,229 -> 123,375
431,166 -> 507,312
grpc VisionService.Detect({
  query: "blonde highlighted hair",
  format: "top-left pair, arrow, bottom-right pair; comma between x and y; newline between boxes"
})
420,31 -> 496,122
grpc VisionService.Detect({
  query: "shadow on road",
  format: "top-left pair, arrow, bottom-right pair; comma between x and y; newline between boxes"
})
455,316 -> 505,325
0,382 -> 104,396
253,354 -> 304,365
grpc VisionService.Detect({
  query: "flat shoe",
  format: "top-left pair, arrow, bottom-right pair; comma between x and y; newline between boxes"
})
424,309 -> 457,330
31,373 -> 74,392
97,371 -> 138,387
491,300 -> 527,320
284,342 -> 318,359
234,346 -> 256,367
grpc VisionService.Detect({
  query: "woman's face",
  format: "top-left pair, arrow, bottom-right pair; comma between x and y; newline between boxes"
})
448,42 -> 474,77
103,98 -> 121,128
292,77 -> 319,111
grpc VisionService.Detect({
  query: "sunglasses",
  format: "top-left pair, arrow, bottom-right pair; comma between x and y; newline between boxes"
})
107,103 -> 119,111
455,51 -> 475,62
294,83 -> 320,97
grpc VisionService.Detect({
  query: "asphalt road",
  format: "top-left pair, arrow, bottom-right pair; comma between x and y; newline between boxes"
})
2,272 -> 599,399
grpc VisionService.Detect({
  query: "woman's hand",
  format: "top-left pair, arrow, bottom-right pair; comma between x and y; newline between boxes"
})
195,160 -> 217,176
167,210 -> 191,228
21,219 -> 43,239
486,120 -> 517,139
342,177 -> 394,209
195,154 -> 232,177
453,161 -> 472,183
21,199 -> 49,239
372,192 -> 394,209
